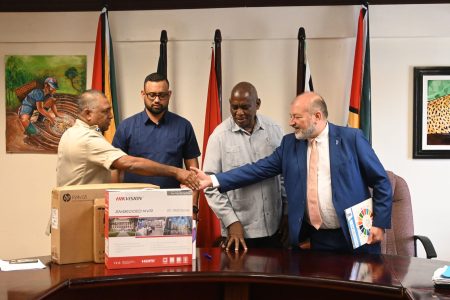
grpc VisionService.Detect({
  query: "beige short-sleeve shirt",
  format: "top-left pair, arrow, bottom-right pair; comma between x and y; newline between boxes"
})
56,119 -> 126,186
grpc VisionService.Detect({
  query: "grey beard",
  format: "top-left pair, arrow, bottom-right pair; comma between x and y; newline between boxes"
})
294,124 -> 315,140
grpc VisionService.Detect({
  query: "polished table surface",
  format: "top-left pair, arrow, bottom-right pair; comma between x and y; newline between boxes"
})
1,248 -> 449,300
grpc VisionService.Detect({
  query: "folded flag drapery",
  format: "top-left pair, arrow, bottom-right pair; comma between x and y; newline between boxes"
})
297,27 -> 314,95
92,7 -> 119,143
348,3 -> 372,144
197,48 -> 222,247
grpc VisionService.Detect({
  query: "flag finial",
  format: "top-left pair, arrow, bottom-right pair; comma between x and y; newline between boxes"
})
298,27 -> 306,40
214,29 -> 222,43
160,30 -> 168,43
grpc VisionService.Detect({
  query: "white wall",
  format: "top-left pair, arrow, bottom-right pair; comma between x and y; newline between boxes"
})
0,4 -> 449,261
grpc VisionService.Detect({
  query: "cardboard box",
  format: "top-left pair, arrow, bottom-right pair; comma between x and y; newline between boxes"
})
51,183 -> 157,265
93,198 -> 106,263
105,189 -> 193,269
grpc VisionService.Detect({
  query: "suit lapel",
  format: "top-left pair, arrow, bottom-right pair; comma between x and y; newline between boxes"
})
294,137 -> 308,182
328,123 -> 343,190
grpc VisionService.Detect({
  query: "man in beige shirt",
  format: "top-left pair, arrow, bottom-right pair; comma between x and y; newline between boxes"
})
56,89 -> 198,189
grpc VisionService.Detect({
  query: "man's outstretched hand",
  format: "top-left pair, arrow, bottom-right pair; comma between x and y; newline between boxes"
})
176,169 -> 200,190
191,167 -> 213,190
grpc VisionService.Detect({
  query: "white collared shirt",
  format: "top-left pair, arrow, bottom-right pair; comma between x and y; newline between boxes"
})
204,115 -> 285,238
307,123 -> 340,229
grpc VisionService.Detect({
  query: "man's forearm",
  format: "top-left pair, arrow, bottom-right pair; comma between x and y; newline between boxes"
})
113,155 -> 178,177
112,156 -> 199,190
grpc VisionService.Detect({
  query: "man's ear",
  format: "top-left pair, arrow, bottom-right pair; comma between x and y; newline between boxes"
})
82,108 -> 92,122
314,110 -> 322,121
256,98 -> 261,109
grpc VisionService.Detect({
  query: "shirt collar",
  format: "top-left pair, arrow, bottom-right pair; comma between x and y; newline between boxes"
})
314,122 -> 329,143
76,119 -> 101,133
231,115 -> 263,134
142,110 -> 169,125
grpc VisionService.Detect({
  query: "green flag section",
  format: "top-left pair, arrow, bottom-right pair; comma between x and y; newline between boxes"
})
92,7 -> 119,143
348,4 -> 372,144
197,48 -> 222,247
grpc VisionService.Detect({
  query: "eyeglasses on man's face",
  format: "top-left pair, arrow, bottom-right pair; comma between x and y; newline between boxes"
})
145,92 -> 170,100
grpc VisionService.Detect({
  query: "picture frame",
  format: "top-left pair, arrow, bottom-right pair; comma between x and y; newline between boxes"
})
413,67 -> 450,159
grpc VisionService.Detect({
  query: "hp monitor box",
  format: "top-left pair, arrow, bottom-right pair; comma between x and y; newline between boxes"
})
105,189 -> 193,269
51,183 -> 157,265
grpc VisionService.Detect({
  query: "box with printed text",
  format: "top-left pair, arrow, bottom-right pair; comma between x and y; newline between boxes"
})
93,198 -> 106,263
51,183 -> 156,265
105,188 -> 193,269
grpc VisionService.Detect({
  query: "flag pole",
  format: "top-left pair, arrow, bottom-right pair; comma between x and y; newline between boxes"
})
297,27 -> 306,95
214,29 -> 222,118
360,2 -> 372,144
157,30 -> 168,77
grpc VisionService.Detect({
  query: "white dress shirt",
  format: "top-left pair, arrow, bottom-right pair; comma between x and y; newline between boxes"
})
307,123 -> 340,229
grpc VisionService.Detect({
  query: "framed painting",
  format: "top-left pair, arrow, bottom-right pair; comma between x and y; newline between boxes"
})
5,55 -> 86,154
413,67 -> 450,159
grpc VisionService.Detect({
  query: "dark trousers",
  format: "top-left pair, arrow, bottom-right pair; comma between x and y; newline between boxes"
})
299,221 -> 381,254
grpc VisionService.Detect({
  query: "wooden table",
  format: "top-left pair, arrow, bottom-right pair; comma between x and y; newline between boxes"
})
1,248 -> 449,299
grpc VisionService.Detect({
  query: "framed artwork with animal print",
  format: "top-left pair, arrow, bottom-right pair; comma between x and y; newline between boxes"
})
413,66 -> 450,158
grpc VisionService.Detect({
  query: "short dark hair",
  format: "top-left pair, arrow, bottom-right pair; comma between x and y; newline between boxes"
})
78,89 -> 105,113
144,72 -> 169,88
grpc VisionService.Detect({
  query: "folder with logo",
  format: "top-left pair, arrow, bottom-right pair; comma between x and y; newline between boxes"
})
345,198 -> 373,249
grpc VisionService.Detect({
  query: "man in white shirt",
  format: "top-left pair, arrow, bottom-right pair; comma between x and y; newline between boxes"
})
203,82 -> 286,251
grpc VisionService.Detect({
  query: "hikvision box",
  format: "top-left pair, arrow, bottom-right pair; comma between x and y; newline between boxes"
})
93,198 -> 106,263
105,189 -> 193,269
51,183 -> 157,264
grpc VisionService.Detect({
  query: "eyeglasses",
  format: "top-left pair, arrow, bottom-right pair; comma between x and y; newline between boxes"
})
145,92 -> 170,100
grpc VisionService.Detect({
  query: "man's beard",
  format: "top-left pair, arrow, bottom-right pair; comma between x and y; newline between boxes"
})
147,105 -> 168,115
294,123 -> 315,140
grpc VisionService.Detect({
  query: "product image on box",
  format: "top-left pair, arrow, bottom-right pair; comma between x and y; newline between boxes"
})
105,189 -> 193,269
109,216 -> 192,238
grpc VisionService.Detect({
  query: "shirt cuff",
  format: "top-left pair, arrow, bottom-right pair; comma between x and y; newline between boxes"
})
211,175 -> 220,188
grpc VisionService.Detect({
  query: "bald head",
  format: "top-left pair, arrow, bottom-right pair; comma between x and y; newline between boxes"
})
230,82 -> 258,101
291,92 -> 328,119
289,92 -> 328,140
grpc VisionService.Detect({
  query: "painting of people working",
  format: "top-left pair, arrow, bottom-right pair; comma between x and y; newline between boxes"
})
5,55 -> 86,153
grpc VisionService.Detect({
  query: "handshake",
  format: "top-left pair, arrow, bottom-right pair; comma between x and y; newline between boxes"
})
177,167 -> 212,190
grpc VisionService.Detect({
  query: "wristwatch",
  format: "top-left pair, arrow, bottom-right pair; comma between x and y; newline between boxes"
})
193,205 -> 199,214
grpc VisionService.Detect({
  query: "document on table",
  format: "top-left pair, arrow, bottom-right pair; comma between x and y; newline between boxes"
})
0,259 -> 46,271
433,265 -> 450,285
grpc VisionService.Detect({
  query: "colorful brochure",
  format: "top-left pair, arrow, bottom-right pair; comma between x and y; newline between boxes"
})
345,198 -> 373,249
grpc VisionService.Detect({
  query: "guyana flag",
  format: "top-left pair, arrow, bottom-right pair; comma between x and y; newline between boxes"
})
348,4 -> 372,144
92,7 -> 119,143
